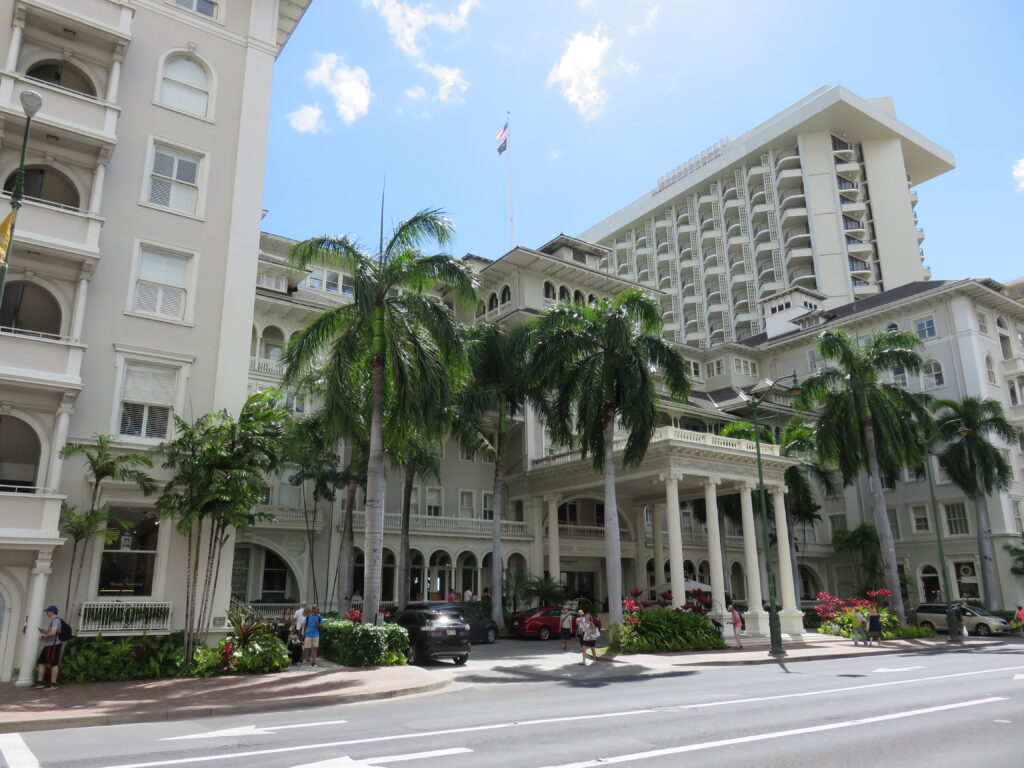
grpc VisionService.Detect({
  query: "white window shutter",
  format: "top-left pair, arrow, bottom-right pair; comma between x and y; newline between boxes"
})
135,281 -> 160,313
158,285 -> 185,319
123,365 -> 176,406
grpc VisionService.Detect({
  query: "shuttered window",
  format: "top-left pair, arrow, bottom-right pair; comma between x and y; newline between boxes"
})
119,364 -> 176,439
159,55 -> 209,116
134,247 -> 188,319
149,146 -> 200,214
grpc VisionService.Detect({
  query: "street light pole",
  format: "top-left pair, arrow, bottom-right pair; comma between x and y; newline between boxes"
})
922,445 -> 958,642
0,89 -> 44,304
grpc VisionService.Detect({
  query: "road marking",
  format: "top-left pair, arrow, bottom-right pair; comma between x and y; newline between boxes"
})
0,734 -> 40,768
535,698 -> 1007,767
292,747 -> 472,767
160,720 -> 348,740
97,664 -> 1024,768
1015,674 -> 1024,680
870,666 -> 925,673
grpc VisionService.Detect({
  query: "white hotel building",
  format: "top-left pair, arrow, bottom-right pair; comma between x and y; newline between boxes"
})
0,6 -> 1019,687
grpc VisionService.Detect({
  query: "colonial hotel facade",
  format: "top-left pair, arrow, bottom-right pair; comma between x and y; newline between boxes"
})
0,0 -> 1021,684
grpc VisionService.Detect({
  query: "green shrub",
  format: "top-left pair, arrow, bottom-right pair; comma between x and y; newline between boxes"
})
990,609 -> 1016,622
192,635 -> 290,677
609,607 -> 726,654
61,633 -> 185,683
320,618 -> 409,667
894,625 -> 936,639
817,607 -> 910,640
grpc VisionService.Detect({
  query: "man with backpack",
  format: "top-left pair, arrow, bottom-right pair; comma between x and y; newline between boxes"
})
32,605 -> 68,690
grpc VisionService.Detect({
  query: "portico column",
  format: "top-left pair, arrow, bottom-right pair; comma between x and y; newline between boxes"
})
545,495 -> 561,581
652,503 -> 666,594
773,486 -> 804,634
703,479 -> 728,624
89,162 -> 107,213
662,473 -> 686,609
739,483 -> 768,633
45,403 -> 73,489
107,57 -> 122,102
16,551 -> 54,686
527,498 -> 544,578
71,276 -> 89,340
6,21 -> 23,72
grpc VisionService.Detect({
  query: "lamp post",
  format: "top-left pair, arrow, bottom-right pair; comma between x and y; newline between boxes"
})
0,89 -> 44,304
745,372 -> 800,660
921,442 -> 958,643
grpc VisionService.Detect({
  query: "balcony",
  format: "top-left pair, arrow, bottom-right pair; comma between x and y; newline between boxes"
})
0,488 -> 63,541
3,195 -> 103,259
20,0 -> 134,39
848,258 -> 872,274
248,505 -> 324,531
835,161 -> 861,179
790,269 -> 817,286
786,246 -> 813,266
774,148 -> 800,169
842,217 -> 866,235
0,73 -> 119,147
250,356 -> 285,377
1002,356 -> 1024,378
783,228 -> 810,247
351,511 -> 531,538
78,601 -> 173,636
916,228 -> 926,242
776,168 -> 802,184
555,524 -> 633,542
0,327 -> 85,391
748,188 -> 766,205
777,187 -> 805,209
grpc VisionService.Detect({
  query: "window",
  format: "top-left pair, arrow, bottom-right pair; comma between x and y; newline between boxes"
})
159,55 -> 209,116
953,560 -> 979,599
912,505 -> 930,533
460,442 -> 475,461
409,485 -> 419,517
886,508 -> 900,540
482,492 -> 494,520
557,502 -> 578,525
829,514 -> 847,538
944,502 -> 969,536
1013,500 -> 1023,535
173,0 -> 217,17
710,359 -> 724,376
986,355 -> 997,385
284,392 -> 305,414
892,365 -> 908,388
99,508 -> 159,596
885,323 -> 899,332
119,364 -> 175,439
425,487 -> 442,517
933,456 -> 952,485
923,360 -> 944,389
133,246 -> 189,320
303,268 -> 323,290
977,312 -> 988,335
684,360 -> 701,379
903,465 -> 925,483
278,474 -> 300,507
458,490 -> 475,519
342,275 -> 354,297
915,317 -> 936,340
595,503 -> 605,528
148,145 -> 200,214
544,281 -> 556,300
733,358 -> 758,377
809,347 -> 824,369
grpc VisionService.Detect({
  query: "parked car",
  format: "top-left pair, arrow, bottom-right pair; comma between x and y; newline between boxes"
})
391,608 -> 471,665
509,606 -> 566,640
915,603 -> 1011,636
404,602 -> 498,644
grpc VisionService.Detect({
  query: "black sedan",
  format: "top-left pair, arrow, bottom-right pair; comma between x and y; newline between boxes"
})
404,602 -> 499,644
392,608 -> 471,665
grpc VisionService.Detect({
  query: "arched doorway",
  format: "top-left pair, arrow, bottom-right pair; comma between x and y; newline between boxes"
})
457,551 -> 478,598
798,564 -> 822,602
230,543 -> 301,606
382,548 -> 396,604
26,61 -> 97,97
0,282 -> 62,336
0,415 -> 42,490
919,564 -> 941,603
4,165 -> 80,208
428,549 -> 453,600
730,562 -> 746,601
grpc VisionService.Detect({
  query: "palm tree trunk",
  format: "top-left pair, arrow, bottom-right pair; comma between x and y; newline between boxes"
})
787,509 -> 801,605
399,464 -> 414,609
602,416 -> 623,626
972,466 -> 1000,608
863,420 -> 906,625
363,346 -> 387,622
719,509 -> 730,597
65,540 -> 79,615
337,450 -> 359,613
490,414 -> 508,629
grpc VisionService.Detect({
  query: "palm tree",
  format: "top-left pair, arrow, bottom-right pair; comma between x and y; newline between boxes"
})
58,504 -> 125,612
931,396 -> 1017,608
59,435 -> 155,614
832,523 -> 882,591
464,322 -> 546,629
796,329 -> 930,625
525,574 -> 567,607
531,289 -> 690,625
284,209 -> 478,620
389,436 -> 440,608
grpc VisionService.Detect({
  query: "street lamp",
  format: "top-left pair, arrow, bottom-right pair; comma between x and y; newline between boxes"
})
0,89 -> 44,303
743,372 -> 800,660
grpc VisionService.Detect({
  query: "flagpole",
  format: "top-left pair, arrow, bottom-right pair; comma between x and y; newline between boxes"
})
506,111 -> 514,248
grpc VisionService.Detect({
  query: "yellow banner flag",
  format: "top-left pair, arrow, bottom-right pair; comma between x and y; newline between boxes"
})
0,209 -> 15,269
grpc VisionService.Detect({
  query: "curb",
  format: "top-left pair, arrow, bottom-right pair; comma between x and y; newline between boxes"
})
0,678 -> 452,734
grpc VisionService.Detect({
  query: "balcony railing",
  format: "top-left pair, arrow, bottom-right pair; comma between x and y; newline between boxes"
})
350,511 -> 530,537
250,357 -> 285,376
555,524 -> 634,542
78,601 -> 173,635
248,505 -> 323,529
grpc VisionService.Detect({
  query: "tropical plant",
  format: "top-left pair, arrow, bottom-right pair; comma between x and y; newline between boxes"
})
389,436 -> 440,608
58,435 -> 155,613
284,208 -> 478,622
530,288 -> 690,625
156,391 -> 286,665
320,618 -> 410,667
796,329 -> 930,625
609,605 -> 726,653
503,568 -> 530,615
931,396 -> 1017,608
831,523 -> 883,591
1007,534 -> 1024,577
524,574 -> 567,606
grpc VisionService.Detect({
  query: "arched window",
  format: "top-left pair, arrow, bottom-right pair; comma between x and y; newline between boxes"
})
0,282 -> 62,336
1018,428 -> 1024,452
487,293 -> 498,311
923,360 -> 944,389
543,281 -> 555,300
996,316 -> 1008,331
3,165 -> 80,208
588,294 -> 596,304
573,290 -> 584,304
1010,384 -> 1019,408
558,286 -> 570,302
986,355 -> 997,385
886,322 -> 898,332
159,54 -> 210,117
261,326 -> 284,361
0,415 -> 42,489
26,60 -> 97,97
499,285 -> 511,305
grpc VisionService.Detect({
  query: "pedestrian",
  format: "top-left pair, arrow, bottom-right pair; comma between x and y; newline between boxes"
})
728,604 -> 743,649
275,607 -> 293,646
463,586 -> 474,602
294,602 -> 308,637
559,605 -> 574,650
303,605 -> 323,666
1015,605 -> 1024,637
32,605 -> 64,689
867,607 -> 882,646
447,587 -> 458,602
579,613 -> 600,665
575,609 -> 586,649
851,610 -> 867,646
954,602 -> 967,645
482,588 -> 491,601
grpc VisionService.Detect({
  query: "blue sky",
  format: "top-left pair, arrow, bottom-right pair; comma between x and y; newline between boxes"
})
262,0 -> 1023,282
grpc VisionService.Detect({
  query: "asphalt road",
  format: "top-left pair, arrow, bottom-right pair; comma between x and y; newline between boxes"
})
4,638 -> 1023,768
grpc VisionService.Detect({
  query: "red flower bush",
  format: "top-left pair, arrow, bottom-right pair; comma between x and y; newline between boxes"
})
344,608 -> 363,623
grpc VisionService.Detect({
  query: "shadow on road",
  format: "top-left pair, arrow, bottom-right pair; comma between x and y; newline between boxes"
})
451,662 -> 700,689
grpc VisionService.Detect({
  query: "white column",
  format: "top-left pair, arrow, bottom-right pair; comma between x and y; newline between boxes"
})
739,483 -> 768,633
527,498 -> 544,578
652,503 -> 666,593
545,495 -> 560,581
88,162 -> 106,212
71,277 -> 89,340
6,23 -> 23,72
773,486 -> 804,634
106,58 -> 122,102
45,404 -> 72,489
632,507 -> 648,593
663,474 -> 686,609
16,551 -> 54,686
703,479 -> 728,625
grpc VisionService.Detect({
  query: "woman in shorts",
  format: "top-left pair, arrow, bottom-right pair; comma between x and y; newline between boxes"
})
579,613 -> 599,665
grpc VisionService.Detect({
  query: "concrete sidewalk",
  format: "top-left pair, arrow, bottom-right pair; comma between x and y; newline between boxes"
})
0,662 -> 448,734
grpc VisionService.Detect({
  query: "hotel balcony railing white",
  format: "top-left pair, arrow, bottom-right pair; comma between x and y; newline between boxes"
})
0,486 -> 63,540
22,0 -> 134,38
0,325 -> 85,388
78,601 -> 173,635
0,72 -> 119,145
552,524 -> 634,542
2,194 -> 103,258
248,505 -> 323,530
1001,356 -> 1024,378
351,511 -> 530,537
774,148 -> 800,167
250,356 -> 285,376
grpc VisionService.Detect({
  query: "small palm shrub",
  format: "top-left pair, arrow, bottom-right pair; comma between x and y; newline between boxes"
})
320,618 -> 409,667
61,633 -> 185,683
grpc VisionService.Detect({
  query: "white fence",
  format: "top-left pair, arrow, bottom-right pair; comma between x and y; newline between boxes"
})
351,511 -> 529,537
78,601 -> 173,635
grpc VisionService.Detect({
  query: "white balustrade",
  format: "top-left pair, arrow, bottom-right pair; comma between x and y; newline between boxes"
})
351,511 -> 529,537
558,524 -> 634,542
78,601 -> 173,634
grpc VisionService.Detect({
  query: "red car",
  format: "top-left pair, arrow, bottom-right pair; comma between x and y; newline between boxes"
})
510,606 -> 570,640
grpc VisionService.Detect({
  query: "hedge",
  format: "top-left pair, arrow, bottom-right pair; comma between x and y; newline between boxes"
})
319,618 -> 409,667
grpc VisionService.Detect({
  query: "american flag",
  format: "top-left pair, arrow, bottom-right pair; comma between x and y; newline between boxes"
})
496,121 -> 509,156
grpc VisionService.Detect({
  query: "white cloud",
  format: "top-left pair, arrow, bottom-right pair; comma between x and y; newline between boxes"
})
305,53 -> 372,125
548,149 -> 562,160
628,3 -> 661,36
365,0 -> 478,58
1014,157 -> 1024,191
616,55 -> 637,75
286,104 -> 325,134
579,0 -> 593,6
416,61 -> 470,103
405,85 -> 428,101
547,25 -> 612,120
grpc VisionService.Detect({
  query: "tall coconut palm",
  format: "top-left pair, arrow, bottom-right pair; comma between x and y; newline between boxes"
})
931,396 -> 1016,608
284,209 -> 478,621
388,435 -> 440,608
530,289 -> 690,625
796,329 -> 930,625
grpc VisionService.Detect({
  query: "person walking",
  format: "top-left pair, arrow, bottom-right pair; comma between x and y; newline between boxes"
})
303,605 -> 323,666
579,613 -> 600,665
954,602 -> 967,645
575,609 -> 587,650
294,602 -> 308,638
447,587 -> 458,602
275,607 -> 293,646
867,607 -> 883,646
728,604 -> 743,649
1015,605 -> 1024,637
463,586 -> 474,602
559,605 -> 574,650
32,606 -> 64,690
851,609 -> 867,646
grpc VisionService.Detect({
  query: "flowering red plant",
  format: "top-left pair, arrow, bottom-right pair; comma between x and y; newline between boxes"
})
344,608 -> 362,622
622,597 -> 640,612
628,588 -> 644,598
219,641 -> 239,672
